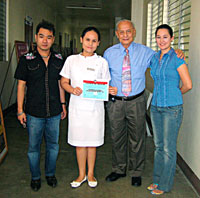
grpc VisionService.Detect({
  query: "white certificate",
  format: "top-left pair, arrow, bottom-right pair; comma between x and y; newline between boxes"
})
82,79 -> 109,101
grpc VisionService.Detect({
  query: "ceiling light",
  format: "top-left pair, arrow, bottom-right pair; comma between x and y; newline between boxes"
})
66,5 -> 102,10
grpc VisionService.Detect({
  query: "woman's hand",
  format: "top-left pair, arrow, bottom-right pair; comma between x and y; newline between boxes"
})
109,86 -> 118,96
61,77 -> 82,96
72,87 -> 82,96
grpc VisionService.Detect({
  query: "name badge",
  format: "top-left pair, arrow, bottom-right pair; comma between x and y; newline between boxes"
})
87,67 -> 95,71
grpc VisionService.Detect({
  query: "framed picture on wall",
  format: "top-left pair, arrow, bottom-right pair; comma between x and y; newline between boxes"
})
15,41 -> 29,62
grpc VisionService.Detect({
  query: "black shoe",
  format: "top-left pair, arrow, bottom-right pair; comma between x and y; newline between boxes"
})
105,172 -> 126,182
30,179 -> 41,191
46,175 -> 57,188
132,176 -> 142,186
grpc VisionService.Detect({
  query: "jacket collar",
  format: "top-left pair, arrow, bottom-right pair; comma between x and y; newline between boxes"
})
155,47 -> 175,60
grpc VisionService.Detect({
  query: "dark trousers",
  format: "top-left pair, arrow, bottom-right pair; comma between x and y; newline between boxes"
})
107,94 -> 146,177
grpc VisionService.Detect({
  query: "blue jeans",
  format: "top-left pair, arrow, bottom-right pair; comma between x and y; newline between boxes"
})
150,105 -> 183,192
26,114 -> 61,180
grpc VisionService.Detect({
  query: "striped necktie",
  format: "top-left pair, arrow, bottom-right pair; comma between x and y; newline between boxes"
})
122,49 -> 132,96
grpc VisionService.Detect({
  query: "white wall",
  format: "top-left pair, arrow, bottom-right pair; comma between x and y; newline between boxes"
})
131,0 -> 144,44
177,0 -> 200,179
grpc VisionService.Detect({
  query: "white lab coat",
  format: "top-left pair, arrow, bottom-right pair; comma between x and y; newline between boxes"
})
60,53 -> 110,146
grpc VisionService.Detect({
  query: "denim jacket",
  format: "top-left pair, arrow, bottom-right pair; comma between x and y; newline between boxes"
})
150,48 -> 185,107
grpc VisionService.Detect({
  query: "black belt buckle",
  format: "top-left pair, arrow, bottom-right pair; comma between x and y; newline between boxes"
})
123,96 -> 128,101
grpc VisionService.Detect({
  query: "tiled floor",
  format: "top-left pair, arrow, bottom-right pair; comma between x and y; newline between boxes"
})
0,110 -> 199,198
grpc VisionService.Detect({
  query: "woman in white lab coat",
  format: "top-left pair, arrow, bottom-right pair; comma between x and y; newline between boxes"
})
60,27 -> 110,188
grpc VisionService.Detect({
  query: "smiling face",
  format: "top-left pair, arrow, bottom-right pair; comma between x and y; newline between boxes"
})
156,28 -> 174,53
80,30 -> 100,56
115,21 -> 136,49
35,28 -> 55,53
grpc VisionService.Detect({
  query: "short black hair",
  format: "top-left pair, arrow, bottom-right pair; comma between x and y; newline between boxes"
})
81,27 -> 101,41
36,20 -> 55,36
155,24 -> 173,38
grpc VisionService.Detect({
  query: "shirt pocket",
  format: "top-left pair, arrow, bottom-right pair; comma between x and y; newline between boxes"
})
50,63 -> 63,80
27,62 -> 40,71
52,63 -> 62,70
27,62 -> 42,80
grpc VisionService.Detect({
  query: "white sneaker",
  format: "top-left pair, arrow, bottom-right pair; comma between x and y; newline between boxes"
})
70,176 -> 87,188
88,177 -> 98,188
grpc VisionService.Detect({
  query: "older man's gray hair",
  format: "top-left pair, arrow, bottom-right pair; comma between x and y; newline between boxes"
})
116,19 -> 135,30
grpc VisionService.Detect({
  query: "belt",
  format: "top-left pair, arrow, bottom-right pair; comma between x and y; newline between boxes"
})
109,90 -> 145,102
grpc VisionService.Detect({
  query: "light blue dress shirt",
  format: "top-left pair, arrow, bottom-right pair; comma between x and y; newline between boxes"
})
104,42 -> 154,96
150,48 -> 185,107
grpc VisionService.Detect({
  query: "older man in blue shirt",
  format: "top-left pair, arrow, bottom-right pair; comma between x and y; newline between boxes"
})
104,19 -> 154,187
104,19 -> 182,187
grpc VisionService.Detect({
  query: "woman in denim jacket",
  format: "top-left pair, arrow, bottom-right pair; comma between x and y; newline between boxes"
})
147,24 -> 192,195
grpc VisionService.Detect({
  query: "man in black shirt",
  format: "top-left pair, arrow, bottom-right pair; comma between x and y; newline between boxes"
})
15,20 -> 67,191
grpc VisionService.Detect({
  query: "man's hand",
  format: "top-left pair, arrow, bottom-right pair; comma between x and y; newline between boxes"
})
109,86 -> 118,95
17,112 -> 27,128
17,80 -> 26,128
175,49 -> 185,60
61,106 -> 67,120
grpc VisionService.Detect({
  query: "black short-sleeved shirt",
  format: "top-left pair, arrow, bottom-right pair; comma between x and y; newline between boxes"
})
14,49 -> 64,118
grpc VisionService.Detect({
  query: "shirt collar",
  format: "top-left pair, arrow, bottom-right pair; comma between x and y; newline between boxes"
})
33,48 -> 54,57
156,47 -> 175,59
166,48 -> 174,56
119,42 -> 135,54
79,53 -> 98,59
